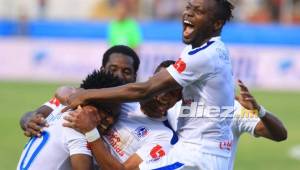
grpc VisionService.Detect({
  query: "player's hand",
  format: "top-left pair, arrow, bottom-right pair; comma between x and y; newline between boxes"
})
63,106 -> 101,133
61,90 -> 88,112
235,80 -> 260,110
24,114 -> 49,137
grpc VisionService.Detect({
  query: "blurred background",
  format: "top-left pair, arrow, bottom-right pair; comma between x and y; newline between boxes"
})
0,0 -> 300,170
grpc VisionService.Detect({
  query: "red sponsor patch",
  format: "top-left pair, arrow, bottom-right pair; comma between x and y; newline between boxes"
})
150,145 -> 165,160
49,97 -> 60,107
105,129 -> 125,157
173,58 -> 186,74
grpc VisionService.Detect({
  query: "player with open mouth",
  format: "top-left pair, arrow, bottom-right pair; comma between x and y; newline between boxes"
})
63,0 -> 236,169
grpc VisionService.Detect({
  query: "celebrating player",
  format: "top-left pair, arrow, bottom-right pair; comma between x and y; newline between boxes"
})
64,61 -> 181,170
20,60 -> 181,170
228,80 -> 287,170
20,45 -> 140,137
166,79 -> 288,170
63,0 -> 236,169
17,70 -> 124,170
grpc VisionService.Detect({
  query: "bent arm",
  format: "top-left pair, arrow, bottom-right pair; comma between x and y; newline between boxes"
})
70,154 -> 93,170
89,139 -> 125,170
19,105 -> 53,130
254,112 -> 287,142
88,139 -> 143,170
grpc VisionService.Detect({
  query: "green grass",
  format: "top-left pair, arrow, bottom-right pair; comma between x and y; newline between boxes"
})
0,81 -> 299,170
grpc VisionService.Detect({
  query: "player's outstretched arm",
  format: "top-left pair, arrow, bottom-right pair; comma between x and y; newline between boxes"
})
236,80 -> 287,142
63,69 -> 181,112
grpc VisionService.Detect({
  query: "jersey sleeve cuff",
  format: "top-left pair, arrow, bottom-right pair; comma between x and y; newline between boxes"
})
69,150 -> 92,157
251,119 -> 261,138
167,66 -> 187,88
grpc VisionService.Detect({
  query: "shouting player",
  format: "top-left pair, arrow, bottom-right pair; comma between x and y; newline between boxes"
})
20,45 -> 140,137
64,0 -> 235,169
17,70 -> 124,170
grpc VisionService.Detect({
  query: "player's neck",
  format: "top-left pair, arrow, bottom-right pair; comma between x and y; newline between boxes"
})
192,37 -> 211,49
191,33 -> 220,49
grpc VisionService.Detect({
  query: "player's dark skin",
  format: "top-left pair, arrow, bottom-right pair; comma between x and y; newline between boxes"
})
62,0 -> 226,112
63,65 -> 181,170
20,52 -> 137,137
236,80 -> 287,141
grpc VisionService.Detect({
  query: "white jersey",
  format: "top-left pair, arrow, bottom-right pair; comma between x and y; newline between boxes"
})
167,36 -> 235,157
228,101 -> 260,170
103,103 -> 177,163
17,100 -> 91,170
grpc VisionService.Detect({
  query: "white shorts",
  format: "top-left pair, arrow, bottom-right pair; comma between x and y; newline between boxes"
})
139,141 -> 230,170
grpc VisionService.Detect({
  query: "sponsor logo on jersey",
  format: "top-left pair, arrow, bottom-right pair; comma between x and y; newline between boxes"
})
173,58 -> 186,74
219,140 -> 232,151
105,129 -> 125,157
148,145 -> 166,162
134,126 -> 149,140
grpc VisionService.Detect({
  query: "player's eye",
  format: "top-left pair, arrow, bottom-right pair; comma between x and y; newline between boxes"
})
123,69 -> 132,76
109,66 -> 118,72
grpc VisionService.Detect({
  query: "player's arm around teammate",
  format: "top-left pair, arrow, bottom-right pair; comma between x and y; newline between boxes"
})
64,108 -> 142,170
236,80 -> 287,141
19,86 -> 78,137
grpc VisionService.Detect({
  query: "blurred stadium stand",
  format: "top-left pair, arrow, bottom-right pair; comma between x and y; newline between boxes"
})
0,0 -> 300,90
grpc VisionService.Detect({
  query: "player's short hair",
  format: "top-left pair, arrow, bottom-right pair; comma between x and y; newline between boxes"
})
80,70 -> 124,117
102,45 -> 140,73
214,0 -> 234,24
154,60 -> 176,73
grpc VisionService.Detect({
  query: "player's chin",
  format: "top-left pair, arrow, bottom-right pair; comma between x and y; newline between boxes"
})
182,36 -> 193,45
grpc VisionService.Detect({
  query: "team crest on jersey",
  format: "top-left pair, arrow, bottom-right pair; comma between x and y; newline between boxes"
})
134,126 -> 149,139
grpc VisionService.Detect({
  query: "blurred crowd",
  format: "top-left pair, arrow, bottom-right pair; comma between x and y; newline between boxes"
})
0,0 -> 300,24
92,0 -> 300,24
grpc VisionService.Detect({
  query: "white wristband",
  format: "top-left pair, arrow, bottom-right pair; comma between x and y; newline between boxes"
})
258,105 -> 267,118
85,128 -> 100,143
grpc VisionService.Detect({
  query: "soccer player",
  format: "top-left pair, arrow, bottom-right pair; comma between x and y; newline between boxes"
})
166,80 -> 288,170
22,60 -> 181,170
20,45 -> 140,137
17,70 -> 124,170
64,0 -> 235,169
61,60 -> 180,170
229,80 -> 287,170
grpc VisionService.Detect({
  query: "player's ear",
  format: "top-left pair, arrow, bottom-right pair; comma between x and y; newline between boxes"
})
214,20 -> 224,32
